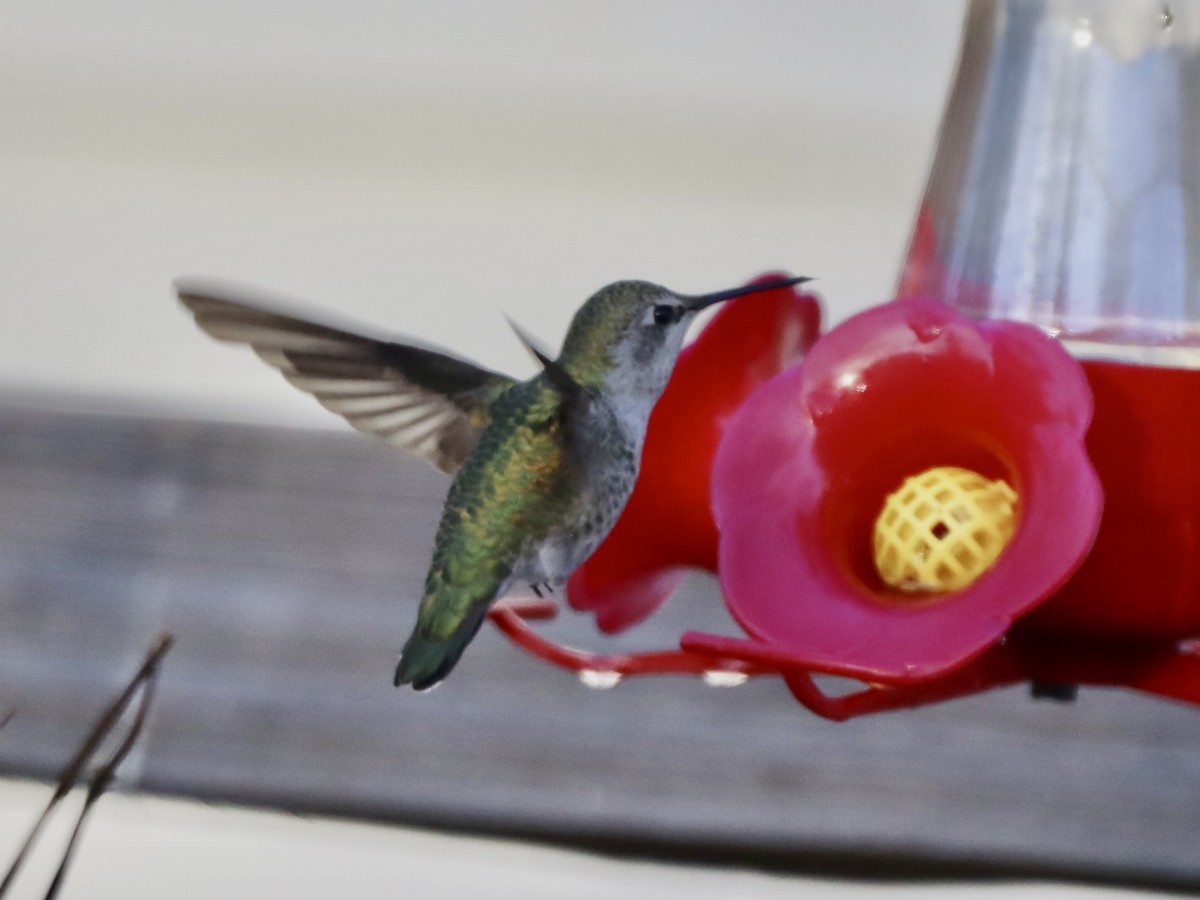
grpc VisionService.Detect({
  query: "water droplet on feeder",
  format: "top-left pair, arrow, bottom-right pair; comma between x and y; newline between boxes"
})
579,669 -> 622,689
702,670 -> 749,688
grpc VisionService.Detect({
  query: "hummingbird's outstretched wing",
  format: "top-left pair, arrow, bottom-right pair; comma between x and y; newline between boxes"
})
176,278 -> 518,474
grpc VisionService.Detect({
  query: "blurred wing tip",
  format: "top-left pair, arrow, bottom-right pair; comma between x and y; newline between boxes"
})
173,275 -> 273,301
504,314 -> 556,369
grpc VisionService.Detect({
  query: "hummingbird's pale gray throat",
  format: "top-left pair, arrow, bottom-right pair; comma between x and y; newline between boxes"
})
176,273 -> 810,690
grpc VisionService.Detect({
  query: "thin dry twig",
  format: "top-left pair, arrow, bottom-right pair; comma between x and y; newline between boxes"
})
0,632 -> 174,900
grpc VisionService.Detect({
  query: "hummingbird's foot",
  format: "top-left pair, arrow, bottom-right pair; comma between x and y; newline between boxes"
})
531,583 -> 542,598
529,582 -> 555,598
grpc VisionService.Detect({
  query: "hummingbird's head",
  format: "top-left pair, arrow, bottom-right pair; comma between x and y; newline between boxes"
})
558,276 -> 810,402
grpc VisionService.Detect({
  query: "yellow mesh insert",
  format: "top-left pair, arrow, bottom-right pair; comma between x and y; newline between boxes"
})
873,466 -> 1018,593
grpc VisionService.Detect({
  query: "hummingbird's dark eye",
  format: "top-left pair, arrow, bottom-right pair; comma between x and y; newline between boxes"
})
652,304 -> 680,326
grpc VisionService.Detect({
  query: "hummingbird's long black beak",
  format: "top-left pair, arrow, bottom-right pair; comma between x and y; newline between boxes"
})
683,275 -> 812,312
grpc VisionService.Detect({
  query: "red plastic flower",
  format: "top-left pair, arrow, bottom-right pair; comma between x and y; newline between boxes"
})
682,298 -> 1104,684
566,272 -> 821,632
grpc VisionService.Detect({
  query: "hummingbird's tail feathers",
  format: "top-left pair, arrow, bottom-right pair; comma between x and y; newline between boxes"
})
394,607 -> 489,691
175,279 -> 516,474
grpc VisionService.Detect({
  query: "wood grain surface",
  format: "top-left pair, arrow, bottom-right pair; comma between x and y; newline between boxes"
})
0,403 -> 1197,891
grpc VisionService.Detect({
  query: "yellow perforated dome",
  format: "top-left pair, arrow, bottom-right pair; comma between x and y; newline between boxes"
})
874,466 -> 1018,594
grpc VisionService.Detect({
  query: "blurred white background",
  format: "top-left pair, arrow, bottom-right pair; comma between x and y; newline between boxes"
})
1,0 -> 959,423
0,1 -> 1165,897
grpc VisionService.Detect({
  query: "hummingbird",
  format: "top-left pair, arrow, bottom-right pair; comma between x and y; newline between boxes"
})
176,274 -> 809,689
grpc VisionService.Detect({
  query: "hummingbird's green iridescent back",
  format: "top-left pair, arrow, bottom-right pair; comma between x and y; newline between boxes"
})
397,369 -> 637,688
424,377 -> 577,619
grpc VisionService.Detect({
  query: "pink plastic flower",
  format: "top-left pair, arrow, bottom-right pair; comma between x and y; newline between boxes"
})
682,298 -> 1104,684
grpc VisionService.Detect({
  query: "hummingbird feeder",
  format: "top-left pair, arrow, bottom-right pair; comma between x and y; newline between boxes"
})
489,0 -> 1200,718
